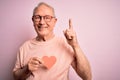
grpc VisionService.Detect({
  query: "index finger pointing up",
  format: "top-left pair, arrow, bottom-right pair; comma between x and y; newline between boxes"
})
69,19 -> 73,30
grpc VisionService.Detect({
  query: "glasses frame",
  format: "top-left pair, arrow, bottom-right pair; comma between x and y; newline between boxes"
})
32,15 -> 55,22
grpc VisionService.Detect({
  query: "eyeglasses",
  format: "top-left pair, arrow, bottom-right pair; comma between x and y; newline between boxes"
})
32,15 -> 55,22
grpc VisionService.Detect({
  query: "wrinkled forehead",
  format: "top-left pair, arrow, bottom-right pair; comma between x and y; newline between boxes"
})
34,5 -> 54,16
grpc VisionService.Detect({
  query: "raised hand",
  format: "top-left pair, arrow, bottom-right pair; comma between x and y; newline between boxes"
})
63,19 -> 78,47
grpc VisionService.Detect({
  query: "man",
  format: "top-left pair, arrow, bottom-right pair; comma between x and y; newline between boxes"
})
13,2 -> 92,80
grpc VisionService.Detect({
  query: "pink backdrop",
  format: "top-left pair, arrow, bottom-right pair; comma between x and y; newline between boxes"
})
0,0 -> 120,80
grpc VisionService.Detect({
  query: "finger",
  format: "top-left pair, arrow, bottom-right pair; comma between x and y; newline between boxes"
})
32,57 -> 43,64
63,30 -> 72,40
36,57 -> 44,64
69,19 -> 73,30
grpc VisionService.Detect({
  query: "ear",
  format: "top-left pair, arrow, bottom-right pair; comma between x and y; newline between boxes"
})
32,17 -> 34,22
54,18 -> 57,23
32,17 -> 35,27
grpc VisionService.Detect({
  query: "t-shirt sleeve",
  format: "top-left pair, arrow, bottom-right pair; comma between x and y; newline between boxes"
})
63,37 -> 75,62
13,48 -> 24,72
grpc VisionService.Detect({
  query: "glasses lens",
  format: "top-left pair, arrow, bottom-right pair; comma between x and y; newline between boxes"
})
44,15 -> 52,22
33,15 -> 40,21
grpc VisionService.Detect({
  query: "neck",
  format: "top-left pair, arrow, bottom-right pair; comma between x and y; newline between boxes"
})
36,33 -> 55,42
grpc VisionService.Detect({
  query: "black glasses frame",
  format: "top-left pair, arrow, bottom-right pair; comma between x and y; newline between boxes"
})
32,15 -> 55,22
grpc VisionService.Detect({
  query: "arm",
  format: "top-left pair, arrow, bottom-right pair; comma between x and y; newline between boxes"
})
64,19 -> 92,80
13,57 -> 43,80
13,65 -> 32,80
71,44 -> 92,80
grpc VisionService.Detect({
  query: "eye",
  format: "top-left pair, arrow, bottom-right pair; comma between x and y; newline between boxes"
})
45,16 -> 51,19
34,15 -> 40,19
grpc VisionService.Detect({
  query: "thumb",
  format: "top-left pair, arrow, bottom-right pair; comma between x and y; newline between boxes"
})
63,30 -> 67,39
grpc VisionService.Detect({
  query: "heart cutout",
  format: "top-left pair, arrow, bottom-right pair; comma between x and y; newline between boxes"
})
42,56 -> 56,69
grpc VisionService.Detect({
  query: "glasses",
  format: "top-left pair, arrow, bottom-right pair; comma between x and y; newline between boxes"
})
32,15 -> 55,22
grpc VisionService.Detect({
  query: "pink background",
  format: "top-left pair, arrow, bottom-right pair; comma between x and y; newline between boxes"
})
0,0 -> 120,80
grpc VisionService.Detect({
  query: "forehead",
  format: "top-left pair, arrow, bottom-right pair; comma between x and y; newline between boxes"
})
34,5 -> 54,16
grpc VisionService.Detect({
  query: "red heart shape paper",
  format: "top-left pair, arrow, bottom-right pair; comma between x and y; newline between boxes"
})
42,56 -> 56,69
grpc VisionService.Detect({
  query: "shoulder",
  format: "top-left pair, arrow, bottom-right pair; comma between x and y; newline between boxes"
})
55,35 -> 72,49
55,36 -> 75,59
54,35 -> 66,42
54,35 -> 67,45
19,38 -> 34,50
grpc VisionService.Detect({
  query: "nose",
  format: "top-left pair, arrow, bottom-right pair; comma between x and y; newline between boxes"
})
39,17 -> 46,24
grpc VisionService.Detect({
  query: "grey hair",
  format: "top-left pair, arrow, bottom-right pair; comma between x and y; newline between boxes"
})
33,2 -> 55,17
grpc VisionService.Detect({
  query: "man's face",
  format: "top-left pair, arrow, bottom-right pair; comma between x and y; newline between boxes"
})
32,5 -> 57,37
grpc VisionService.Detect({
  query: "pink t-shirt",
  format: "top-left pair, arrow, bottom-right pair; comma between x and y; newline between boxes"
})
13,36 -> 75,80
